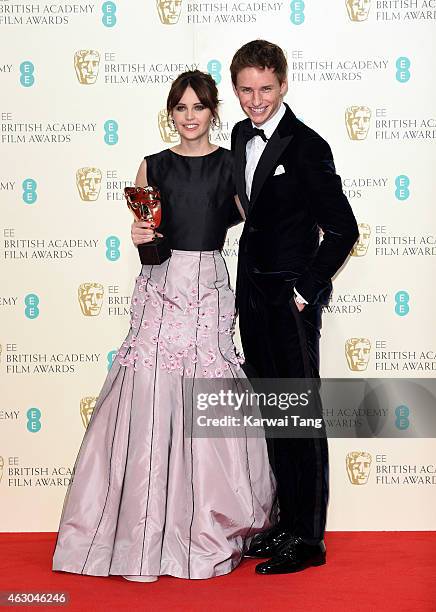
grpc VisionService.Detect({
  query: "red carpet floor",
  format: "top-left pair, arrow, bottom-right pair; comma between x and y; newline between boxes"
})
0,532 -> 434,612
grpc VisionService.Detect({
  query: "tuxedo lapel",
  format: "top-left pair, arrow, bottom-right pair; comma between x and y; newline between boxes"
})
248,105 -> 296,210
234,120 -> 250,214
234,106 -> 297,214
249,130 -> 293,209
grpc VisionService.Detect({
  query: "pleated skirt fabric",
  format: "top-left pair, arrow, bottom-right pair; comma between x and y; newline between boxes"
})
52,250 -> 275,579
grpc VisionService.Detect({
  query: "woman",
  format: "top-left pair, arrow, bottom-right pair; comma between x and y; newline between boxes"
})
52,71 -> 275,582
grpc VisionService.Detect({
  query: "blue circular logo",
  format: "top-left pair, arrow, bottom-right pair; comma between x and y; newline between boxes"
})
20,61 -> 35,87
22,178 -> 37,204
395,290 -> 410,316
395,405 -> 410,430
290,0 -> 305,24
102,1 -> 117,27
24,293 -> 40,319
105,235 -> 121,260
107,350 -> 117,370
207,60 -> 222,85
395,175 -> 410,201
27,407 -> 42,432
104,119 -> 119,145
396,57 -> 411,83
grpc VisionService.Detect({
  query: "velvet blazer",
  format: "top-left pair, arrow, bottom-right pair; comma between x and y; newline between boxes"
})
231,104 -> 359,306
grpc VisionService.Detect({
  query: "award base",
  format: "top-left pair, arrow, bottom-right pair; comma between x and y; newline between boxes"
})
138,236 -> 171,265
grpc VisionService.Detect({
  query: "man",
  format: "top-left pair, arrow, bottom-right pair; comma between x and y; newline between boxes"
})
230,40 -> 359,574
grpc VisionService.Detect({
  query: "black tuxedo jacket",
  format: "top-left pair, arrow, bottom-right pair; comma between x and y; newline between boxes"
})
231,104 -> 359,306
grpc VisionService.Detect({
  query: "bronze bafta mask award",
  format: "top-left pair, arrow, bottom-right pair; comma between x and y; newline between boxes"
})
124,186 -> 171,265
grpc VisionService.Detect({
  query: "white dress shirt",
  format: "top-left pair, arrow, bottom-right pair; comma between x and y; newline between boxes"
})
245,102 -> 286,200
244,102 -> 308,305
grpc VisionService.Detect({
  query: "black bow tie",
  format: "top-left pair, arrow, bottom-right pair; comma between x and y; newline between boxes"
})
242,125 -> 268,143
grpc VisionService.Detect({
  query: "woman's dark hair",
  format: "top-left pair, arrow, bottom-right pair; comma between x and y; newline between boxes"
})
167,70 -> 219,121
230,40 -> 288,86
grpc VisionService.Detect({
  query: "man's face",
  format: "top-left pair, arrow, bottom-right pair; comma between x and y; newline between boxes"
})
233,67 -> 287,127
75,51 -> 100,84
346,106 -> 371,140
352,224 -> 371,256
346,338 -> 371,371
156,0 -> 182,24
78,284 -> 104,316
346,0 -> 371,21
76,168 -> 102,201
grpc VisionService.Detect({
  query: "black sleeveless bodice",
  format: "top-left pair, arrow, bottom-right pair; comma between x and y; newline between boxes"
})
145,147 -> 240,251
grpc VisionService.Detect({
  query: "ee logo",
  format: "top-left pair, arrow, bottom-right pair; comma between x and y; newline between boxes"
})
395,291 -> 409,316
104,120 -> 118,145
25,294 -> 40,319
107,350 -> 117,370
290,0 -> 305,25
395,175 -> 410,201
27,408 -> 42,433
22,178 -> 37,204
102,1 -> 117,27
20,61 -> 35,87
396,57 -> 411,83
106,235 -> 120,261
207,60 -> 222,85
395,405 -> 410,430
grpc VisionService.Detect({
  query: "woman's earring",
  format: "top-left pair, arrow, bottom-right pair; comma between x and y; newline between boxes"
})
211,117 -> 220,130
170,118 -> 177,130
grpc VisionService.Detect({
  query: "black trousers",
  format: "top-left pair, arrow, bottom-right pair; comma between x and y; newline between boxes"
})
238,273 -> 329,543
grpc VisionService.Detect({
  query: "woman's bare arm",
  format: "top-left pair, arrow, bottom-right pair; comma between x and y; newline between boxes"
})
135,159 -> 148,188
234,195 -> 246,221
131,158 -> 158,246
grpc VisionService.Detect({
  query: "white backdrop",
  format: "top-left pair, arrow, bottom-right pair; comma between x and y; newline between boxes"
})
1,0 -> 435,531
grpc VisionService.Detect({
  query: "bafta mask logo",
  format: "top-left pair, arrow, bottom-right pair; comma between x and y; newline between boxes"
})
346,0 -> 371,22
158,109 -> 179,143
76,167 -> 102,202
346,451 -> 372,485
0,456 -> 3,484
351,223 -> 371,257
156,0 -> 182,24
345,338 -> 371,371
345,106 -> 371,141
80,397 -> 97,428
74,50 -> 100,85
78,283 -> 104,316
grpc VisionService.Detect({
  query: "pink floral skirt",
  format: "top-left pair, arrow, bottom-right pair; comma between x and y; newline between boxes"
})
52,250 -> 275,580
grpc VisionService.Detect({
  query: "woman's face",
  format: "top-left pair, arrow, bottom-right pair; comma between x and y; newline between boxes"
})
171,86 -> 213,142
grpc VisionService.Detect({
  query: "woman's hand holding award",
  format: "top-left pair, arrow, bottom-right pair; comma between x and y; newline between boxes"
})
124,186 -> 171,265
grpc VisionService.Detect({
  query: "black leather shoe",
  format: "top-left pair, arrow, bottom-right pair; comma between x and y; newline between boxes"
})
245,526 -> 293,559
255,537 -> 326,574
